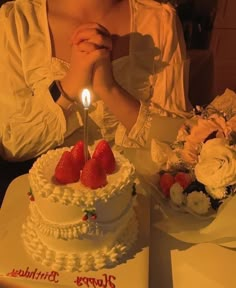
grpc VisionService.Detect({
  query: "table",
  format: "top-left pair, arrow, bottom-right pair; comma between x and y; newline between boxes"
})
1,175 -> 236,288
150,220 -> 236,288
150,200 -> 236,288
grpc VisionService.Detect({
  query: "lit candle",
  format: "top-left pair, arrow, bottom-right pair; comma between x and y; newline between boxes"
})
81,89 -> 91,162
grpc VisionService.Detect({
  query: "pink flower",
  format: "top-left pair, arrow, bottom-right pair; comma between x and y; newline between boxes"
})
181,141 -> 201,165
174,172 -> 193,189
181,116 -> 229,166
227,115 -> 236,133
187,116 -> 226,144
159,172 -> 175,197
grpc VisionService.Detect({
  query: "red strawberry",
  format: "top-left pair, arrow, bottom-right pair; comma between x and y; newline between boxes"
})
71,141 -> 90,170
159,172 -> 175,197
54,151 -> 80,184
82,214 -> 88,221
92,140 -> 116,174
80,158 -> 107,189
91,214 -> 97,220
174,172 -> 192,189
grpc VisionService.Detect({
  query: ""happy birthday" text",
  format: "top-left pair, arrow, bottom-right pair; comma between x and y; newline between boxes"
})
7,267 -> 59,283
74,273 -> 116,288
6,267 -> 117,287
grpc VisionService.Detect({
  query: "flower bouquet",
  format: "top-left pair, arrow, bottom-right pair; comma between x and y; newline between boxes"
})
151,89 -> 236,217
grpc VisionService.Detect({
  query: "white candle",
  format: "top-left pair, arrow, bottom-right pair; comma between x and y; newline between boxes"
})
81,89 -> 91,162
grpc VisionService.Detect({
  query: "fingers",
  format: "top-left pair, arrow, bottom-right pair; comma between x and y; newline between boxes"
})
72,32 -> 112,50
71,22 -> 110,42
73,41 -> 100,53
89,48 -> 110,61
73,44 -> 110,62
70,22 -> 112,50
72,40 -> 111,57
70,40 -> 110,72
84,48 -> 110,68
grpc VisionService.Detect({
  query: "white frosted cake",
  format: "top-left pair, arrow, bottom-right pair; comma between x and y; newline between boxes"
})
22,140 -> 138,272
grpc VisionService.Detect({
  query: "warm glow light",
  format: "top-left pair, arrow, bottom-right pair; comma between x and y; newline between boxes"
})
81,88 -> 91,162
81,89 -> 91,108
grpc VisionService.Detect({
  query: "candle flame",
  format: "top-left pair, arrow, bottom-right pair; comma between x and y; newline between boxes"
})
81,89 -> 91,108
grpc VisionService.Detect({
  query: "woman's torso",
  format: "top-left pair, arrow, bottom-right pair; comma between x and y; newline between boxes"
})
0,0 -> 190,146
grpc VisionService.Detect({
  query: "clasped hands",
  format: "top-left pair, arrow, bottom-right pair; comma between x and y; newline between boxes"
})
60,23 -> 115,102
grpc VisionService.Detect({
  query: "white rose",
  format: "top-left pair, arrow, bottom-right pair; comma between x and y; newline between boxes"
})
205,186 -> 227,200
195,138 -> 236,189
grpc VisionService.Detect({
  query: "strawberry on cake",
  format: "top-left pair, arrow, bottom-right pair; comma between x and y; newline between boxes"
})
22,140 -> 138,272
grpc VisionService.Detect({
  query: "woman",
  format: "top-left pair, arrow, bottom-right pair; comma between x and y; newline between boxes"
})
0,0 -> 191,158
0,0 -> 191,200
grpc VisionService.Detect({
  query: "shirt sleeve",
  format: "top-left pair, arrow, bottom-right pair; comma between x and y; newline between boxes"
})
0,4 -> 67,161
115,3 -> 192,148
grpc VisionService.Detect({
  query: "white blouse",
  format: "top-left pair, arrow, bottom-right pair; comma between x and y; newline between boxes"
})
0,0 -> 191,161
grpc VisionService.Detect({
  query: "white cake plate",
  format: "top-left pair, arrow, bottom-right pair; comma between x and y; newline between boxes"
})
0,175 -> 150,288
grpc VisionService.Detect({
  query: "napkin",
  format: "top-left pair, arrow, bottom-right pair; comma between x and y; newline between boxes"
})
171,243 -> 236,287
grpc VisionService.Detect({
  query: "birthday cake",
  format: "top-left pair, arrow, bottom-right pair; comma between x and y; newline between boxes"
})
22,140 -> 138,272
